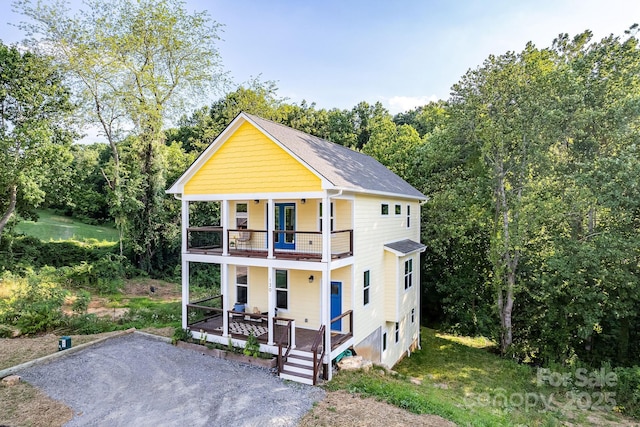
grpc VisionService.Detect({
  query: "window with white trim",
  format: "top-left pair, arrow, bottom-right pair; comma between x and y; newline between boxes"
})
411,307 -> 415,324
236,266 -> 248,304
363,270 -> 370,306
275,269 -> 288,310
406,205 -> 411,228
395,204 -> 401,215
383,332 -> 387,351
404,258 -> 413,290
319,202 -> 334,231
381,203 -> 389,215
236,202 -> 248,229
395,322 -> 400,343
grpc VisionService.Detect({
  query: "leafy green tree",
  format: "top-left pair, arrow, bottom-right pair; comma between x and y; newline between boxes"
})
16,0 -> 226,270
0,42 -> 73,239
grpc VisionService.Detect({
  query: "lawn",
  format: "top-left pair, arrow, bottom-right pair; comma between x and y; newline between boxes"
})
327,328 -> 633,426
14,210 -> 119,242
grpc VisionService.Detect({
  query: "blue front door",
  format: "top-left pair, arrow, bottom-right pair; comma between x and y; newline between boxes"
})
331,281 -> 342,331
275,203 -> 295,250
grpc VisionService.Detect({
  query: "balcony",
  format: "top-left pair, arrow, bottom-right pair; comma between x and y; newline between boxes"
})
186,227 -> 353,261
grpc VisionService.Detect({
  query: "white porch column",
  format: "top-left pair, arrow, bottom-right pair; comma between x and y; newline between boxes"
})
181,199 -> 189,253
181,259 -> 189,329
267,198 -> 275,259
323,264 -> 333,380
222,199 -> 229,256
267,266 -> 275,345
321,193 -> 330,262
221,262 -> 229,337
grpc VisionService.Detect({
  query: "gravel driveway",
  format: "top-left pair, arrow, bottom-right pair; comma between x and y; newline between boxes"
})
18,333 -> 324,427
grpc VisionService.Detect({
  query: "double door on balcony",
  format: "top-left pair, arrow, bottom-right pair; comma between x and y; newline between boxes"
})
274,203 -> 295,250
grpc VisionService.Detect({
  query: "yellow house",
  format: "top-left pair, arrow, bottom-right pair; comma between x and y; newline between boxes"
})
167,112 -> 426,384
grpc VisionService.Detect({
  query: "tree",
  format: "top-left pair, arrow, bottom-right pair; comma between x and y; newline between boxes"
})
0,42 -> 73,239
16,0 -> 226,270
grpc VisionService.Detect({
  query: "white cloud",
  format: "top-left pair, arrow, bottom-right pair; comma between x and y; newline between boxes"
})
383,95 -> 439,114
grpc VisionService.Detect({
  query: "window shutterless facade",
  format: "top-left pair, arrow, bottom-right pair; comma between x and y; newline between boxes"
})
363,270 -> 370,305
404,258 -> 413,290
275,269 -> 288,310
236,266 -> 248,304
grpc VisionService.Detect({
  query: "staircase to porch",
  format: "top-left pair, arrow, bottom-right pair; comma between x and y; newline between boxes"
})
279,349 -> 317,385
278,325 -> 326,385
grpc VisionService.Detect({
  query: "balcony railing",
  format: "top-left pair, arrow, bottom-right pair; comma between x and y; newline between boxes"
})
187,227 -> 353,260
187,226 -> 223,254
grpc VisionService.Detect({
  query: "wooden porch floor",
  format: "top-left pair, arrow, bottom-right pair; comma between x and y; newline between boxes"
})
189,315 -> 350,352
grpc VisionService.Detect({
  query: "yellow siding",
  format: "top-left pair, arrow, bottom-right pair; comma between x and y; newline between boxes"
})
184,122 -> 322,195
384,252 -> 398,321
286,270 -> 321,329
334,199 -> 352,230
247,267 -> 268,312
297,202 -> 317,231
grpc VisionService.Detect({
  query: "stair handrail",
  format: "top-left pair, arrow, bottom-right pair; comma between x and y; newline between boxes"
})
311,325 -> 326,385
276,317 -> 293,374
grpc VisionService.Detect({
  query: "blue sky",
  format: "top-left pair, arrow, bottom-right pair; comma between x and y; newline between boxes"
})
1,0 -> 639,114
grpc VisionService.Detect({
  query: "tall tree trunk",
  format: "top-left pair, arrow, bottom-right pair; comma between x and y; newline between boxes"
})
0,184 -> 18,239
495,155 -> 518,354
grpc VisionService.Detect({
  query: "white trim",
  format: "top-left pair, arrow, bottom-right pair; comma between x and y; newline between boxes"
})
180,191 -> 325,202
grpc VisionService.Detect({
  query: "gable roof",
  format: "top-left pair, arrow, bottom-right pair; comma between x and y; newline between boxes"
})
167,112 -> 426,200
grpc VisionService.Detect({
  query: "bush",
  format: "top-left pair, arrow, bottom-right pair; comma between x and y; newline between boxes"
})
63,314 -> 116,335
613,366 -> 640,418
1,275 -> 67,334
72,290 -> 91,314
171,327 -> 192,345
60,253 -> 130,294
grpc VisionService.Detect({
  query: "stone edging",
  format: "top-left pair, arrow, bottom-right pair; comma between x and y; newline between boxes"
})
175,340 -> 278,369
0,328 -> 136,379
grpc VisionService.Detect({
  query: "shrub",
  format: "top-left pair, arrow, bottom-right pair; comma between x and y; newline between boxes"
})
613,366 -> 640,419
172,327 -> 192,345
60,253 -> 129,294
72,290 -> 91,314
1,276 -> 67,334
63,314 -> 116,335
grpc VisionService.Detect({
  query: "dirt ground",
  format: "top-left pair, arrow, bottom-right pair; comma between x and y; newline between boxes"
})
298,390 -> 456,427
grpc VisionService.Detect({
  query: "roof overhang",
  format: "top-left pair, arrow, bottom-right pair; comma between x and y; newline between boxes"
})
384,239 -> 427,256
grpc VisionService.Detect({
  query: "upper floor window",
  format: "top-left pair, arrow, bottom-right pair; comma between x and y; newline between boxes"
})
406,205 -> 411,228
363,270 -> 370,305
319,202 -> 334,231
395,204 -> 401,215
236,202 -> 248,229
404,258 -> 413,290
381,204 -> 389,215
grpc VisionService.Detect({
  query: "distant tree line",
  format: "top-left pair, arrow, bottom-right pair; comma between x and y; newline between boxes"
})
1,0 -> 639,369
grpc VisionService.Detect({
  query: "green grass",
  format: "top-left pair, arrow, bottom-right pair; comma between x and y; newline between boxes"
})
327,328 -> 631,426
15,210 -> 119,242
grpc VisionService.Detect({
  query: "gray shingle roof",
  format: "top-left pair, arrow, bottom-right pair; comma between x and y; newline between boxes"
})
384,239 -> 427,255
245,113 -> 426,199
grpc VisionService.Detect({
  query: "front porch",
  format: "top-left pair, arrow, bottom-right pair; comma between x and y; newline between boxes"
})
186,296 -> 353,353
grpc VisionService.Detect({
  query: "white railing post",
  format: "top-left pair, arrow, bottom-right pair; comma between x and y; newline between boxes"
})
221,263 -> 229,337
222,199 -> 229,256
290,320 -> 296,349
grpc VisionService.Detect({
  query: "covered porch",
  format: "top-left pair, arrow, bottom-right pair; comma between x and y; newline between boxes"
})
186,295 -> 353,353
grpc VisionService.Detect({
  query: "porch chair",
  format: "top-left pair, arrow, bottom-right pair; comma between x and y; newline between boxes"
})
236,230 -> 252,250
